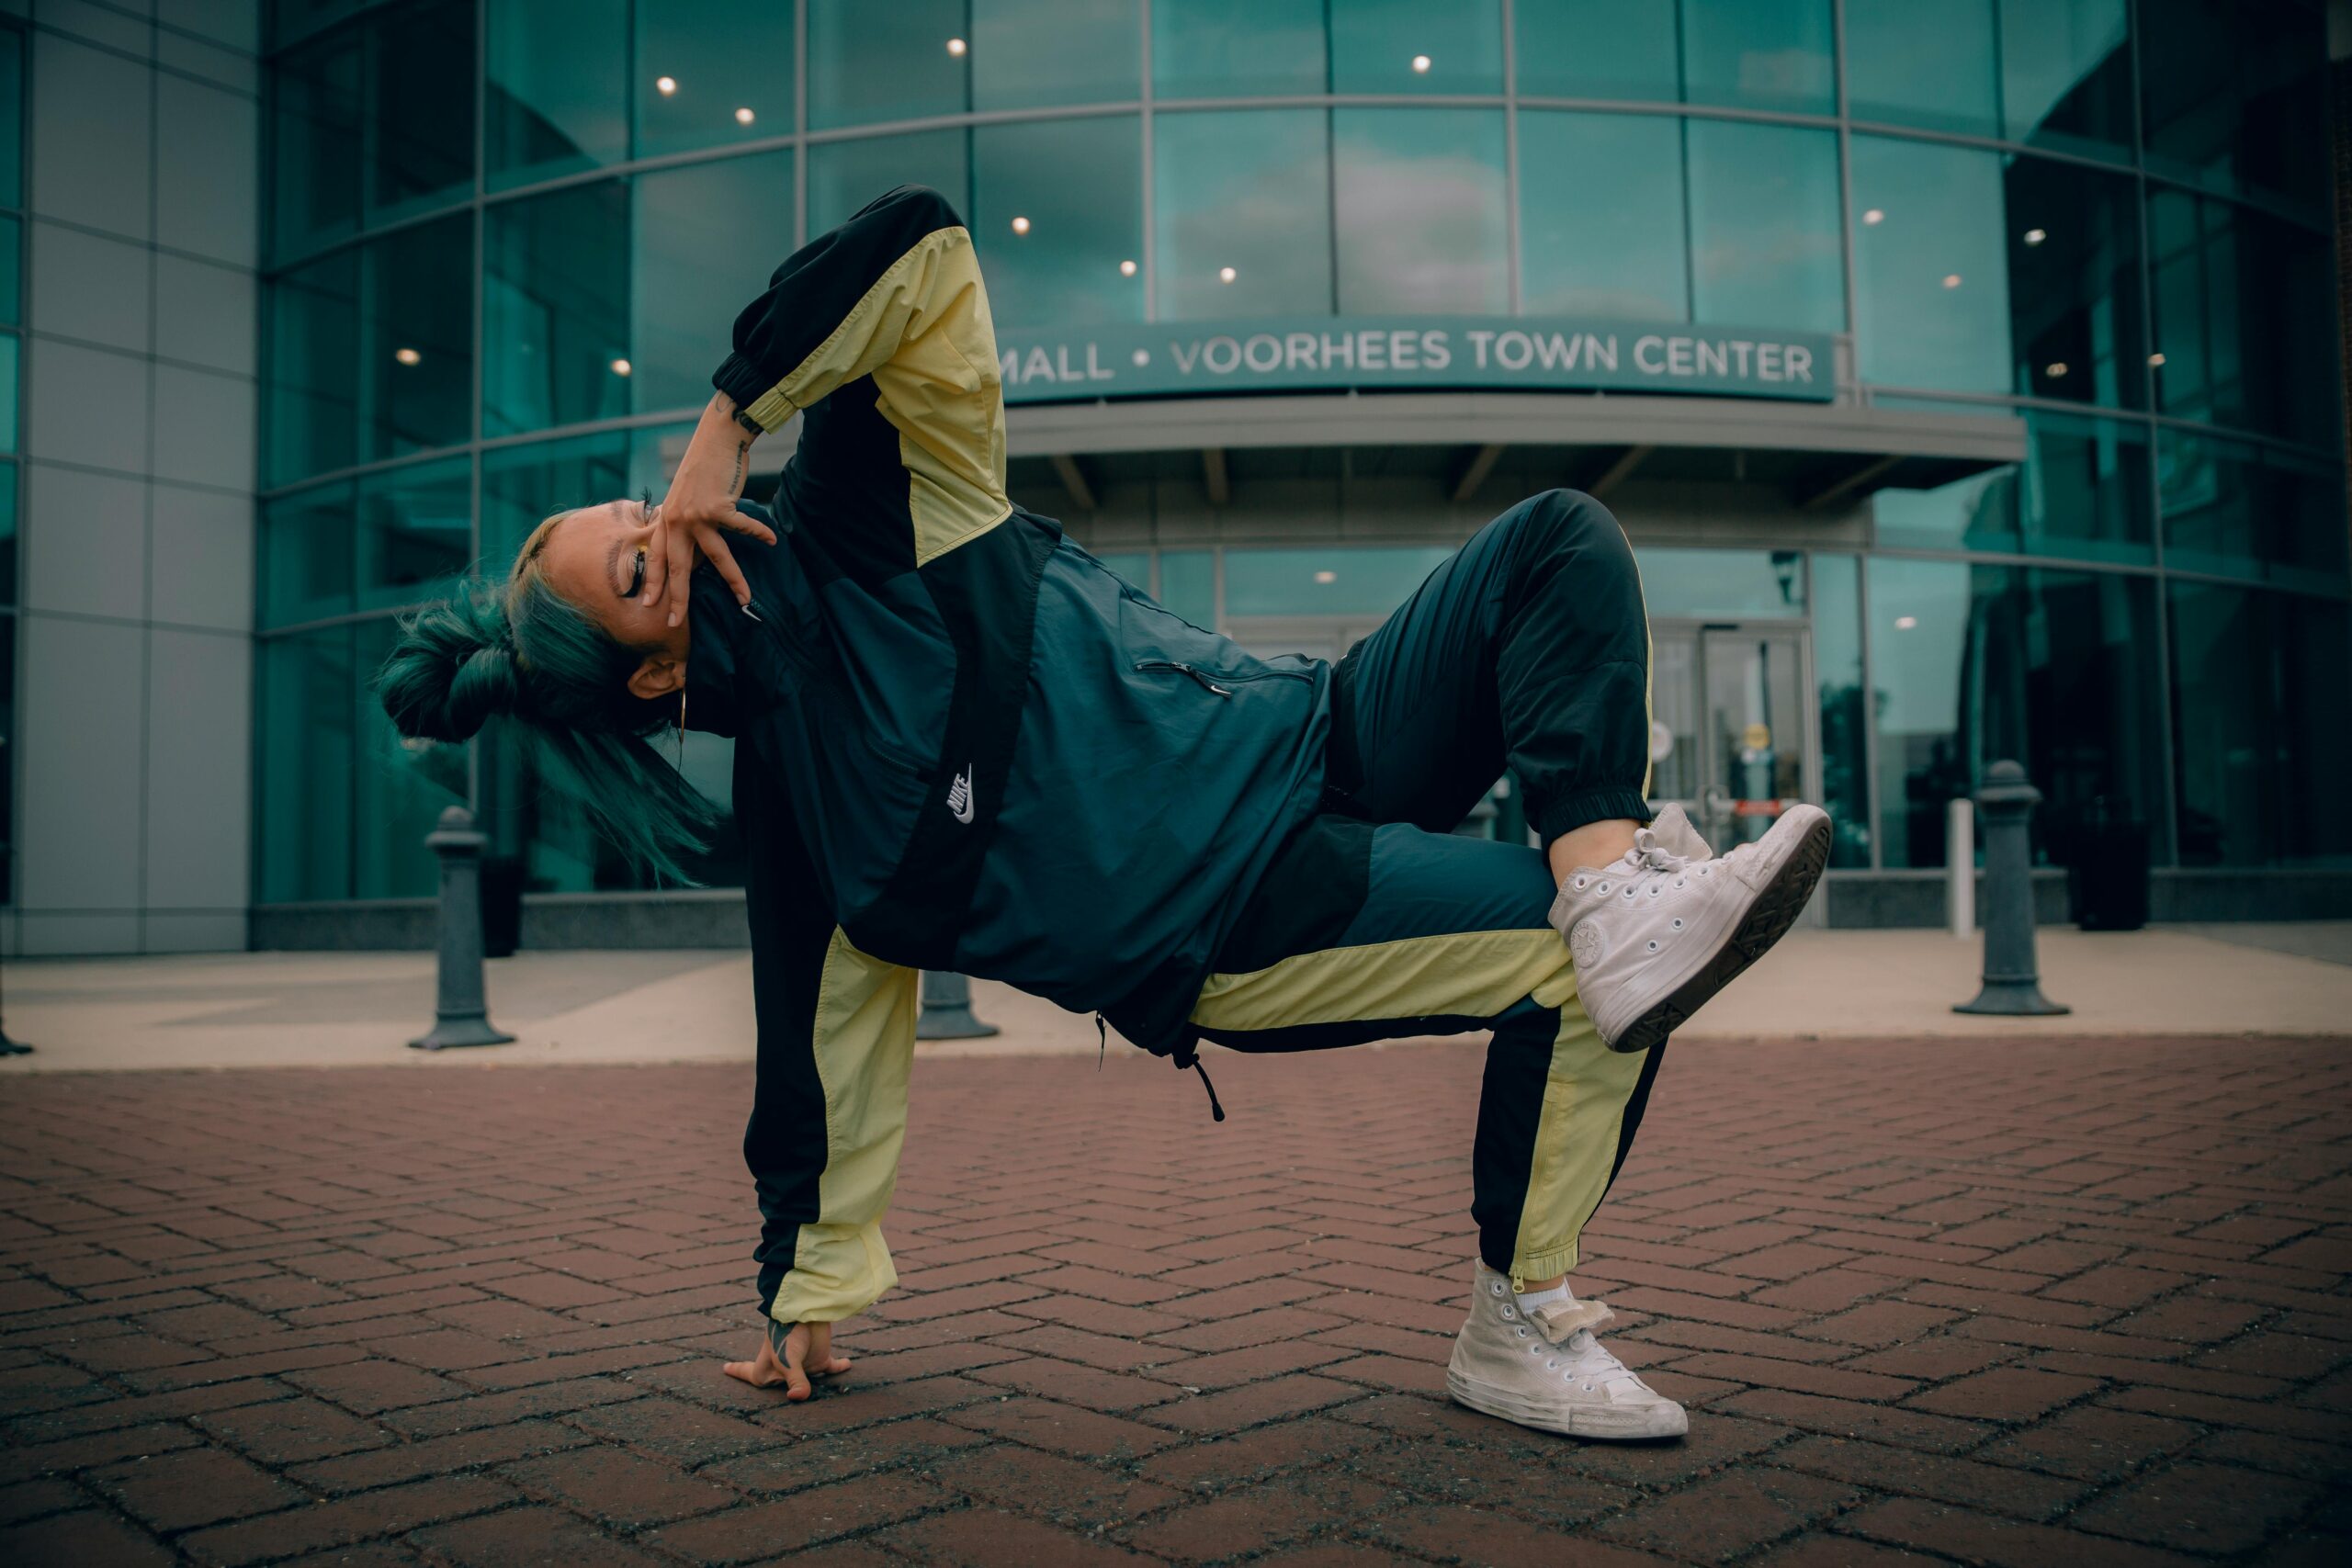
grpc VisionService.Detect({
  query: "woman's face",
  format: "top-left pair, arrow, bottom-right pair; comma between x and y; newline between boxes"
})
536,499 -> 686,656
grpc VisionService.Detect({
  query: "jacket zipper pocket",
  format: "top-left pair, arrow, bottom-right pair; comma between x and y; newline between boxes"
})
1134,660 -> 1234,697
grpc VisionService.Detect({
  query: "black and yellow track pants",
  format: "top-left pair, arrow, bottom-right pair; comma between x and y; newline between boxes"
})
1191,489 -> 1662,1284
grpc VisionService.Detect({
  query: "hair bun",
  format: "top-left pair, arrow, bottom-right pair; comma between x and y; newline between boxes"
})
377,586 -> 522,742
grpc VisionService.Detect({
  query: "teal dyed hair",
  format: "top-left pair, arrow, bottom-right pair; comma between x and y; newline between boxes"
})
376,509 -> 721,886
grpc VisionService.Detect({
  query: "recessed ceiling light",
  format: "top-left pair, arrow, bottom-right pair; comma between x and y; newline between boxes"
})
1941,274 -> 1962,288
2046,362 -> 2068,378
1314,570 -> 1338,583
654,75 -> 677,96
1861,209 -> 1884,225
1894,615 -> 1918,629
393,346 -> 421,366
1011,216 -> 1031,235
734,107 -> 755,125
946,38 -> 967,56
1218,265 -> 1237,283
1411,54 -> 1431,73
610,358 -> 632,377
2148,352 -> 2166,367
2022,228 -> 2046,245
1118,259 -> 1136,276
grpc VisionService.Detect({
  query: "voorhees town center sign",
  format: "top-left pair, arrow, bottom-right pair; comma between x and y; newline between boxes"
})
995,317 -> 1838,405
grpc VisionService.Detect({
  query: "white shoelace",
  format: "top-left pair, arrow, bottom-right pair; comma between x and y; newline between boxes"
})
1623,827 -> 1688,876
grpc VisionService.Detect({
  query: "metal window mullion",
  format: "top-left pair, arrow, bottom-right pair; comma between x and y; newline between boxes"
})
1501,0 -> 1521,314
1833,0 -> 1859,350
2125,0 -> 2182,869
793,0 -> 808,249
1855,550 -> 1883,870
1139,0 -> 1156,323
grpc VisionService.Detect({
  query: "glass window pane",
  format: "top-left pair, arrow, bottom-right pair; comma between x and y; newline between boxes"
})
1871,558 -> 2165,869
258,626 -> 356,902
1330,0 -> 1501,96
0,214 -> 17,324
2149,192 -> 2338,446
1160,548 -> 1214,627
369,216 -> 474,461
1811,553 -> 1871,868
266,251 -> 358,485
634,1 -> 794,160
2170,583 -> 2352,868
634,154 -> 797,415
356,457 -> 470,615
481,431 -> 630,567
1999,0 -> 2133,162
1850,137 -> 2008,393
0,465 -> 17,605
1514,0 -> 1677,102
2006,153 -> 2144,408
1226,547 -> 1451,617
1680,0 -> 1833,115
261,481 -> 356,628
1153,0 -> 1325,99
270,30 -> 360,258
486,0 -> 628,190
2018,412 -> 2151,564
971,116 -> 1143,329
1873,462 -> 2018,555
352,616 -> 469,899
369,0 -> 473,226
1686,119 -> 1841,333
2139,0 -> 2328,209
1638,547 -> 1805,619
808,130 -> 970,235
808,0 -> 968,129
1333,109 -> 1507,314
1845,0 -> 1997,137
973,0 -> 1140,111
0,332 -> 15,456
1154,109 -> 1329,321
483,180 -> 629,438
2159,431 -> 2350,593
1518,113 -> 1685,320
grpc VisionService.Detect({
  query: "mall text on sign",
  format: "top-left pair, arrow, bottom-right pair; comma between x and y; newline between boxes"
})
996,317 -> 1836,404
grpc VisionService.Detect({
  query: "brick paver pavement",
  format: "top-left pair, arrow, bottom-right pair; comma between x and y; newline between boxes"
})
1,1035 -> 2346,1566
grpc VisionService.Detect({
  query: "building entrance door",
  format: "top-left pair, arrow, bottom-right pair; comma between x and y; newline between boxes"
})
1649,624 -> 1815,852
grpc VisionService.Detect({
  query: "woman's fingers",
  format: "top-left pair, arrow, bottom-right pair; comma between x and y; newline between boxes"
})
721,507 -> 778,545
662,510 -> 697,627
779,1326 -> 816,1402
695,525 -> 752,607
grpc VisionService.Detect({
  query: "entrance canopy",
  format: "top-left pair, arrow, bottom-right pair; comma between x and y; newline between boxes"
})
1008,389 -> 2024,513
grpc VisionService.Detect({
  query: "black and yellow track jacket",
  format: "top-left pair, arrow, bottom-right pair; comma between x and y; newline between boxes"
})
680,187 -> 1330,1324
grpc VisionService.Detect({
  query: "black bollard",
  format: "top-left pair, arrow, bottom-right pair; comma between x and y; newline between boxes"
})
916,970 -> 999,1040
1954,761 -> 2069,1017
412,806 -> 516,1050
0,959 -> 30,1056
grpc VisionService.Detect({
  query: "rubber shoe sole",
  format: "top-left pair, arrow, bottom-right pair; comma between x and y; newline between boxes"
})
1608,804 -> 1833,1056
1446,1367 -> 1689,1441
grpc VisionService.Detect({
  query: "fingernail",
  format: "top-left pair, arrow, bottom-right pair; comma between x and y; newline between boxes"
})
668,612 -> 681,626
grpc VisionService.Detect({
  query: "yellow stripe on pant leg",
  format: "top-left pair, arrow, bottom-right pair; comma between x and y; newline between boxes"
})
1510,994 -> 1650,1281
771,930 -> 919,1326
1190,928 -> 1579,1032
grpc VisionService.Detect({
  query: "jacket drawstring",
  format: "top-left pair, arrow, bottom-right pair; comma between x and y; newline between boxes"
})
1172,1042 -> 1227,1122
1096,1017 -> 1228,1123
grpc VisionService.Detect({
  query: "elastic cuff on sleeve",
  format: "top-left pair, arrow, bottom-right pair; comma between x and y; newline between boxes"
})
712,352 -> 795,432
1533,789 -> 1656,846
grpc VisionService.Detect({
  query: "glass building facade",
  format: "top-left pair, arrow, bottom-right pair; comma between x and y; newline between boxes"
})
254,0 -> 2349,922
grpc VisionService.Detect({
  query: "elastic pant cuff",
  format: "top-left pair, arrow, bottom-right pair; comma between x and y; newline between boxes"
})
1533,790 -> 1656,847
1510,1242 -> 1580,1283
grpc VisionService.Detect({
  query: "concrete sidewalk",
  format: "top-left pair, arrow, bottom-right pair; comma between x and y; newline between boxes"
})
5,924 -> 2349,1074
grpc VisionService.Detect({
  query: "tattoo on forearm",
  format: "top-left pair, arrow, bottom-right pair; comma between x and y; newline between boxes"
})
729,438 -> 748,495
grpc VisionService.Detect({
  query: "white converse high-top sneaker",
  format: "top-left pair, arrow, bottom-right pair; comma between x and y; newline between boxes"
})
1446,1261 -> 1686,1440
1553,802 -> 1832,1054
